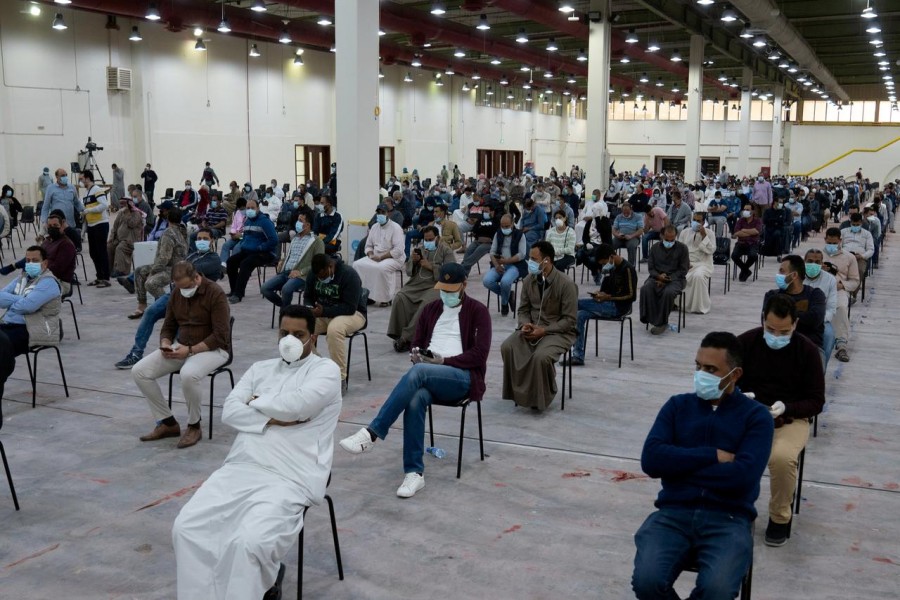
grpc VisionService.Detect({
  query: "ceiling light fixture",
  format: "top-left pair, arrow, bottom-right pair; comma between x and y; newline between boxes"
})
720,8 -> 738,23
404,72 -> 413,83
217,18 -> 231,34
29,4 -> 42,16
656,77 -> 664,87
567,12 -> 579,22
547,38 -> 558,52
476,14 -> 490,30
445,65 -> 455,75
671,51 -> 682,62
55,0 -> 72,4
472,70 -> 481,80
866,23 -> 881,34
625,29 -> 638,44
317,15 -> 333,26
51,13 -> 67,30
523,82 -> 531,89
544,70 -> 554,78
454,48 -> 466,58
249,44 -> 261,57
378,29 -> 386,36
739,28 -> 754,39
462,82 -> 470,91
411,55 -> 422,67
516,29 -> 528,44
279,29 -> 291,44
129,26 -> 142,41
486,85 -> 494,96
577,49 -> 587,62
146,3 -> 161,21
567,74 -> 577,84
490,57 -> 501,65
293,54 -> 304,66
640,73 -> 649,83
768,49 -> 781,60
718,72 -> 728,81
620,56 -> 631,64
251,0 -> 267,13
861,4 -> 877,19
671,84 -> 681,93
753,36 -> 766,48
193,27 -> 204,37
647,39 -> 660,52
874,49 -> 887,57
430,2 -> 446,15
194,38 -> 207,51
500,75 -> 509,85
520,64 -> 531,72
558,1 -> 575,13
697,0 -> 715,5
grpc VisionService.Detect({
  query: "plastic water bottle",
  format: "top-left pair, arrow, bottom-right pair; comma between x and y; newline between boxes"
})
668,324 -> 678,332
425,446 -> 446,459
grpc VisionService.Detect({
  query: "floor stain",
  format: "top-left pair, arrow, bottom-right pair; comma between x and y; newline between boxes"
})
844,502 -> 857,512
562,471 -> 591,478
872,557 -> 899,566
3,543 -> 61,570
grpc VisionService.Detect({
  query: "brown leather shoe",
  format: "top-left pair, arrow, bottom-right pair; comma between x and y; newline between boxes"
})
176,426 -> 202,449
139,422 -> 181,442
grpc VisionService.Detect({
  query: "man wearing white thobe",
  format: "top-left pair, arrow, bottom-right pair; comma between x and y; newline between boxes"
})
172,305 -> 342,600
353,204 -> 406,305
678,213 -> 715,314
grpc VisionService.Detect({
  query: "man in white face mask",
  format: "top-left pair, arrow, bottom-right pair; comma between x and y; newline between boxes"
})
173,304 -> 342,600
340,263 -> 491,499
132,261 -> 231,449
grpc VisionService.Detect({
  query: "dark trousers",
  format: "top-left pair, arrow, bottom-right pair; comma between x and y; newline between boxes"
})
0,329 -> 16,400
226,250 -> 273,299
731,243 -> 759,275
0,324 -> 29,357
553,255 -> 575,272
87,222 -> 111,281
146,189 -> 155,206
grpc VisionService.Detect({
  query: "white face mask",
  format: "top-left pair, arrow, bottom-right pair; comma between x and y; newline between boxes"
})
279,334 -> 308,364
180,285 -> 198,298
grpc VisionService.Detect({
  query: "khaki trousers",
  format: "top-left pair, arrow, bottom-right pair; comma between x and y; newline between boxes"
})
768,419 -> 809,524
833,289 -> 850,348
314,311 -> 366,380
133,347 -> 229,425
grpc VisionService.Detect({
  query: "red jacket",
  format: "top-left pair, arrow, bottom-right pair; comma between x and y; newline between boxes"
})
411,294 -> 492,402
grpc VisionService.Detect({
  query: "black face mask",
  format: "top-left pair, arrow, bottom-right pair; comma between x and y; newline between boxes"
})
47,227 -> 62,240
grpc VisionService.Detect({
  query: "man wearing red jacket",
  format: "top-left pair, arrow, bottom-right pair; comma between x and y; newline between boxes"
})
339,262 -> 491,498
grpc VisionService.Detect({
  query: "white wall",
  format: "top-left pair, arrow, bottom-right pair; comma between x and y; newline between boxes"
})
785,123 -> 900,183
3,3 -> 900,220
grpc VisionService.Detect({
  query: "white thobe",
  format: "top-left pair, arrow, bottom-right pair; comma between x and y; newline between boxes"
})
353,221 -> 406,303
575,198 -> 609,243
173,354 -> 342,600
452,194 -> 474,226
678,227 -> 715,314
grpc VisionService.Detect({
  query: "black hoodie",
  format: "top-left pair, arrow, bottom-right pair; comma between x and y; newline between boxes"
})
1,185 -> 23,227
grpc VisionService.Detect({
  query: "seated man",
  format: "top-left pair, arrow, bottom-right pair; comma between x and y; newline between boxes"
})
460,201 -> 498,275
130,208 -> 188,319
678,213 -> 715,314
666,190 -> 693,233
226,199 -> 279,304
731,203 -> 762,281
483,215 -> 528,316
611,201 -> 644,265
1,211 -> 76,295
566,243 -> 637,366
0,246 -> 62,355
339,263 -> 491,498
261,213 -> 324,309
639,225 -> 689,335
518,197 -> 547,249
388,226 -> 456,352
823,227 -> 859,362
133,261 -> 231,448
106,195 -> 145,278
189,196 -> 229,249
500,241 -> 578,411
640,204 -> 668,262
115,229 -> 223,369
763,254 -> 826,359
173,305 -> 341,600
305,253 -> 366,394
312,196 -> 343,256
738,295 -> 824,547
632,332 -> 773,600
706,191 -> 729,238
840,212 -> 874,289
803,249 -> 838,368
432,204 -> 462,251
352,204 -> 406,307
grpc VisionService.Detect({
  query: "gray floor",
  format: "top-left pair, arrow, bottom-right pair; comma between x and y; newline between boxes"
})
1,224 -> 899,600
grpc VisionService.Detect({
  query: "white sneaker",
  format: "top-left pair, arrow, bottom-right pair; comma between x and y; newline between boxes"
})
339,427 -> 375,454
396,473 -> 425,498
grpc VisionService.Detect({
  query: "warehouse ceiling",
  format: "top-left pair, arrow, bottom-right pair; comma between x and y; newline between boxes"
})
32,0 -> 899,105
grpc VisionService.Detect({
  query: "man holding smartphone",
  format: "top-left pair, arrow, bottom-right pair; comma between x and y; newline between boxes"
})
133,261 -> 231,448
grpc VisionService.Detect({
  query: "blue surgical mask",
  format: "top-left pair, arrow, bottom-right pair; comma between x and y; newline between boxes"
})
764,330 -> 792,350
59,176 -> 69,186
4,190 -> 11,197
850,225 -> 861,233
376,214 -> 387,225
662,240 -> 675,249
482,213 -> 491,220
319,275 -> 333,284
691,221 -> 700,232
825,243 -> 839,255
527,259 -> 542,275
435,217 -> 443,223
24,262 -> 42,278
245,209 -> 257,219
805,263 -> 821,278
423,240 -> 436,251
440,290 -> 462,308
210,201 -> 218,208
775,273 -> 790,290
501,227 -> 513,235
295,221 -> 304,233
293,201 -> 300,209
601,262 -> 614,273
693,368 -> 735,401
195,240 -> 211,253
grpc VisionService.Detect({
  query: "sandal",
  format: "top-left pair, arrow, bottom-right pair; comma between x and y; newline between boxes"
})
86,279 -> 100,286
834,348 -> 850,363
127,311 -> 145,320
95,280 -> 111,288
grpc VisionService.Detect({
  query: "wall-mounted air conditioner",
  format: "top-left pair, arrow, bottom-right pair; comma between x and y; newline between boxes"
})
107,67 -> 132,92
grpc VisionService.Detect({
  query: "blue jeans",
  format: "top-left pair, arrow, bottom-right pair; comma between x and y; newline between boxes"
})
368,364 -> 471,474
822,321 -> 835,370
219,239 -> 242,263
130,293 -> 170,357
632,508 -> 752,600
260,271 -> 306,307
483,266 -> 520,306
405,229 -> 423,257
573,299 -> 622,360
641,231 -> 660,260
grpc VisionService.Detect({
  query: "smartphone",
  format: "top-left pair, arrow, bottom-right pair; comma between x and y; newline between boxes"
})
421,348 -> 435,359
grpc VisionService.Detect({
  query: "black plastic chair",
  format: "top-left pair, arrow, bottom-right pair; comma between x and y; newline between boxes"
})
795,447 -> 805,515
644,291 -> 686,333
0,398 -> 20,510
296,475 -> 344,599
560,348 -> 572,410
61,280 -> 81,340
346,321 -> 371,384
485,277 -> 520,312
586,309 -> 634,368
712,237 -> 732,295
75,251 -> 89,280
25,345 -> 70,408
427,397 -> 484,479
19,206 -> 38,236
166,317 -> 236,439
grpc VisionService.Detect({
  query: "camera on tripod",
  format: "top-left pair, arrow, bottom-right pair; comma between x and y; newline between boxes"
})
80,137 -> 104,155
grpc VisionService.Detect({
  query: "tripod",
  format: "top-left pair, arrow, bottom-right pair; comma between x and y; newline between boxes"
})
81,151 -> 106,184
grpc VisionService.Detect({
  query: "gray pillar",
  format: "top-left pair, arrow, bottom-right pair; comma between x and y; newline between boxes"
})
685,34 -> 704,181
586,0 -> 611,192
770,87 -> 783,175
737,67 -> 753,176
335,0 -> 379,226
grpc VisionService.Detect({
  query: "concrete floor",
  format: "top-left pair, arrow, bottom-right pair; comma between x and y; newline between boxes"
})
1,223 -> 899,599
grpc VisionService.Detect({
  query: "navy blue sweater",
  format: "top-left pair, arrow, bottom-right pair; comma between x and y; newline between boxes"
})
641,390 -> 774,520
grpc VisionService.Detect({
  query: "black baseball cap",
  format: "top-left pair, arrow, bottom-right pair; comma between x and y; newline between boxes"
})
434,263 -> 466,291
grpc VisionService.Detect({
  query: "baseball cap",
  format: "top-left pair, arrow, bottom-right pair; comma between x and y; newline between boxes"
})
434,263 -> 466,291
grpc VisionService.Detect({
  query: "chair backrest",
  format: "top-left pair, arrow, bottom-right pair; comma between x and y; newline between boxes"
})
165,187 -> 174,198
223,316 -> 236,367
713,236 -> 731,265
21,206 -> 35,223
359,288 -> 369,330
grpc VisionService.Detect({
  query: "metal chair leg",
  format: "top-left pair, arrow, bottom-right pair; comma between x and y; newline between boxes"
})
617,318 -> 625,368
476,401 -> 484,461
362,333 -> 371,381
794,448 -> 805,515
65,300 -> 80,339
53,347 -> 69,397
297,520 -> 305,600
0,440 -> 20,510
25,352 -> 35,408
457,404 -> 467,479
325,494 -> 344,580
428,404 -> 435,448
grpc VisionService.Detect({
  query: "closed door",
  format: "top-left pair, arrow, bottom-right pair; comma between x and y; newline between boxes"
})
295,145 -> 331,189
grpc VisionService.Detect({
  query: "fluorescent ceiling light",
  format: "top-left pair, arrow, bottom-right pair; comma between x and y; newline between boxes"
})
697,0 -> 715,5
55,0 -> 72,4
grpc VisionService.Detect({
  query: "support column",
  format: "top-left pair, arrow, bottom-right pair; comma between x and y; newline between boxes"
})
737,67 -> 753,176
770,87 -> 783,175
335,0 -> 379,225
586,0 -> 611,192
685,34 -> 704,181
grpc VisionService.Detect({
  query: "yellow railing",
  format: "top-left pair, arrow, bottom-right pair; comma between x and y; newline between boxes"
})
791,135 -> 900,177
